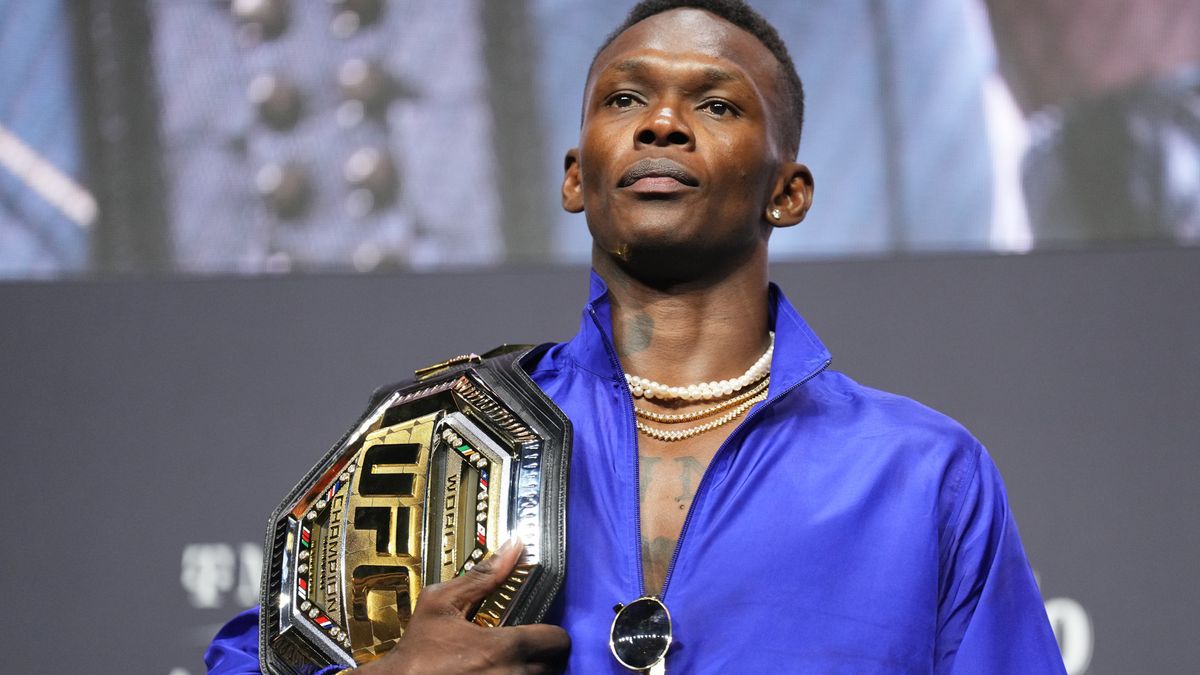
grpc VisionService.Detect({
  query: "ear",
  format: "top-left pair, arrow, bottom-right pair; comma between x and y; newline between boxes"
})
561,148 -> 584,213
764,163 -> 814,227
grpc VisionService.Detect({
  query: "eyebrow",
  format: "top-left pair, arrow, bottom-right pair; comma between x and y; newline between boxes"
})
611,57 -> 740,85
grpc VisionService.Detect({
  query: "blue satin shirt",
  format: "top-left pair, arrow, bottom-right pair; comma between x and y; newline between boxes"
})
207,273 -> 1065,674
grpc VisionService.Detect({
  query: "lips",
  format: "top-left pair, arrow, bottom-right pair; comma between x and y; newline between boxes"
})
618,158 -> 699,188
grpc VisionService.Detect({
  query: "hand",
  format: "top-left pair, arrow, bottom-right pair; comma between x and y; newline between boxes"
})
352,538 -> 570,675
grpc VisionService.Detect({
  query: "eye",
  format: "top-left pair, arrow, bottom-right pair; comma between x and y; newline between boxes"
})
700,100 -> 738,118
606,93 -> 642,109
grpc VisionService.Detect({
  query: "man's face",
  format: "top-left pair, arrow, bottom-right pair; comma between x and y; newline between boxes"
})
564,8 -> 797,281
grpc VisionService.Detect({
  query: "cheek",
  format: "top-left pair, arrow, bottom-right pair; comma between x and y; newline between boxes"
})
715,138 -> 768,189
578,134 -> 616,196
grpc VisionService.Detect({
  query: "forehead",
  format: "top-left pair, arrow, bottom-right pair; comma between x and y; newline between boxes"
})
589,8 -> 781,97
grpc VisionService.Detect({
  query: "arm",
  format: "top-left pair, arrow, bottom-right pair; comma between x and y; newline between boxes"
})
204,608 -> 344,675
934,446 -> 1066,675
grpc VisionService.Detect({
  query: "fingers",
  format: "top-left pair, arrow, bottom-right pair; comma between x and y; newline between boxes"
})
420,536 -> 524,616
508,623 -> 572,664
390,537 -> 569,674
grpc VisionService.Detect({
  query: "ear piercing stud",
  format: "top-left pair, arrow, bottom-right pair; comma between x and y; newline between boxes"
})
770,208 -> 782,220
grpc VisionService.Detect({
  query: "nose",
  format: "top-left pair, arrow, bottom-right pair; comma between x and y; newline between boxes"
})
636,107 -> 693,149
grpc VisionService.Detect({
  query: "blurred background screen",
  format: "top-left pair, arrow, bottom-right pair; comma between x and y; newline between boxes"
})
3,0 -> 1197,279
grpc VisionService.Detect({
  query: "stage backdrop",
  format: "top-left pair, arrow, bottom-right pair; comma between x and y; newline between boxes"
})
2,246 -> 1198,674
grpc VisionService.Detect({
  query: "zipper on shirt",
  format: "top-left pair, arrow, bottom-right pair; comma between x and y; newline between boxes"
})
590,306 -> 650,597
590,304 -> 831,601
658,358 -> 830,601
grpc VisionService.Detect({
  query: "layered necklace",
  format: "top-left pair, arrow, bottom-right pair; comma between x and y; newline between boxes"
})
626,332 -> 773,442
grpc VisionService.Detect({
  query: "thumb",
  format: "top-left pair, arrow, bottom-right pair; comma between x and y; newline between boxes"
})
435,536 -> 524,616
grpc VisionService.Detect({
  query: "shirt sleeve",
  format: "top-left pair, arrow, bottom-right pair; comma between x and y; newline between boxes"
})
934,446 -> 1067,675
204,606 -> 345,675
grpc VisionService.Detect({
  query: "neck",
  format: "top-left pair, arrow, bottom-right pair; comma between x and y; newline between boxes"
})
594,247 -> 772,387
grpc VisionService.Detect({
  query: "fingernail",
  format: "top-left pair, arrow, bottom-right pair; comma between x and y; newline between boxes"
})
497,535 -> 523,556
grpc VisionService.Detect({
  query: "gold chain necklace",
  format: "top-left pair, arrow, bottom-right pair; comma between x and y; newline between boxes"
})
636,388 -> 768,442
634,376 -> 769,423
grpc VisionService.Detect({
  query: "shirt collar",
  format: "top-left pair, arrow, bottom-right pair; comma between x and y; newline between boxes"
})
564,270 -> 832,394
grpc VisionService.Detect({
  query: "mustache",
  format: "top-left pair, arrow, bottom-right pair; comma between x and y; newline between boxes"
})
617,158 -> 699,187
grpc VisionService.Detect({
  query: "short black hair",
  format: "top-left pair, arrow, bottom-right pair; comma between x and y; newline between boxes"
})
591,0 -> 805,155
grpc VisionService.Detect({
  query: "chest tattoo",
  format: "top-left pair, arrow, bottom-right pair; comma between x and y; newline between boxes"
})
673,456 -> 703,504
639,452 -> 712,593
639,455 -> 661,501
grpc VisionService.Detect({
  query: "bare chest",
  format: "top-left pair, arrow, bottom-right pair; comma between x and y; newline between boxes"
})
637,428 -> 735,595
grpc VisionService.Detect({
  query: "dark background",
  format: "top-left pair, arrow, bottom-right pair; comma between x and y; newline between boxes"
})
3,246 -> 1197,673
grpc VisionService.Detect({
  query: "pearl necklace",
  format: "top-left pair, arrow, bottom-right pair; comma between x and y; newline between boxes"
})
634,376 -> 770,423
624,332 -> 774,401
636,387 -> 768,442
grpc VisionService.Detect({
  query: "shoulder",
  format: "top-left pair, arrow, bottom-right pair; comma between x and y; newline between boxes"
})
800,367 -> 983,459
780,368 -> 988,526
524,340 -> 570,376
525,341 -> 594,388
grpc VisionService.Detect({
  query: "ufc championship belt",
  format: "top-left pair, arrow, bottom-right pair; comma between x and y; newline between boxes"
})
259,345 -> 571,674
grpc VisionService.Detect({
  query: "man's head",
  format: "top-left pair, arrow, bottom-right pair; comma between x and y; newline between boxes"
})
593,0 -> 806,156
562,0 -> 814,286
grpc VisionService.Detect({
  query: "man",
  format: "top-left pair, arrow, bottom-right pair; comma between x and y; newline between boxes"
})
208,1 -> 1065,672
